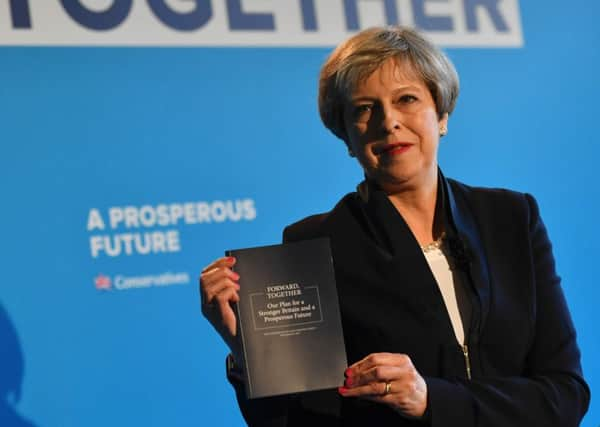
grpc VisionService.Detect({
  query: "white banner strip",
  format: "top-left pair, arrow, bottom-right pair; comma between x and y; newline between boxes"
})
0,0 -> 523,47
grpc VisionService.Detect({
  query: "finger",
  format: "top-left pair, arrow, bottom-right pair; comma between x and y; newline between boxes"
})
339,380 -> 387,398
350,373 -> 426,397
201,268 -> 239,300
216,287 -> 240,334
340,378 -> 413,399
202,284 -> 239,319
201,256 -> 236,274
216,287 -> 240,315
202,277 -> 240,305
348,353 -> 412,376
201,267 -> 240,290
201,286 -> 240,342
345,365 -> 404,388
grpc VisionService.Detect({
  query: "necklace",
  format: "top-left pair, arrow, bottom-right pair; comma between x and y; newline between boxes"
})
421,231 -> 446,253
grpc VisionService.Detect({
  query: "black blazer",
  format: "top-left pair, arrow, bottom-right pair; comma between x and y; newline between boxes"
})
230,174 -> 590,426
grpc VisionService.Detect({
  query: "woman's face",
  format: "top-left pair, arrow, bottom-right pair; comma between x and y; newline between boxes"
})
343,58 -> 448,191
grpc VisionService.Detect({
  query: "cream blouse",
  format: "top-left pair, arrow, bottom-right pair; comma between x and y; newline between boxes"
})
423,243 -> 472,345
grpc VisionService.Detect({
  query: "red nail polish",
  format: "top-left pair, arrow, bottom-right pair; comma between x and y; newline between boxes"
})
345,377 -> 353,387
338,387 -> 348,394
227,256 -> 236,263
232,272 -> 240,280
345,368 -> 353,377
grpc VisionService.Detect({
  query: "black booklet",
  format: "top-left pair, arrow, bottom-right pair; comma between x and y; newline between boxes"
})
226,238 -> 347,399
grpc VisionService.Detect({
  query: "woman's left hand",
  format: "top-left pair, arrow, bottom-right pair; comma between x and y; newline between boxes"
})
339,352 -> 428,418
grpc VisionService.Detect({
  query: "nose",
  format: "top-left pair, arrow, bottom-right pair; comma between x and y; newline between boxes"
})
381,106 -> 401,133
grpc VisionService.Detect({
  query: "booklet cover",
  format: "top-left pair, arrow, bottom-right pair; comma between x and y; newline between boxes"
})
226,238 -> 347,399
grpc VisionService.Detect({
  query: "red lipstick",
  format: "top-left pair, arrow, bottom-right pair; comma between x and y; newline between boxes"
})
378,142 -> 413,155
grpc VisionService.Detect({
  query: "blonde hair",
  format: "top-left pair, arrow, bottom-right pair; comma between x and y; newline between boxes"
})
319,26 -> 459,142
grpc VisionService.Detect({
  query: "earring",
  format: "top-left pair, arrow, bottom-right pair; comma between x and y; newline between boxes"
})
439,127 -> 447,137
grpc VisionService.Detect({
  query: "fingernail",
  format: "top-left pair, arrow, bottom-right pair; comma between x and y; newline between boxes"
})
231,272 -> 240,280
345,368 -> 353,377
344,378 -> 353,387
338,387 -> 348,395
226,256 -> 236,263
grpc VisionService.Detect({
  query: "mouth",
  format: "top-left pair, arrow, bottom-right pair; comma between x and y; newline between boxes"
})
375,142 -> 414,156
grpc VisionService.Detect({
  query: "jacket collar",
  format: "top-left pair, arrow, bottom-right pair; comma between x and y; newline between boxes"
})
441,171 -> 491,335
355,169 -> 492,335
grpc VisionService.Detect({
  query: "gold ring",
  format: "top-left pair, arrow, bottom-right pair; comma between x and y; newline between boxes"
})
384,381 -> 392,395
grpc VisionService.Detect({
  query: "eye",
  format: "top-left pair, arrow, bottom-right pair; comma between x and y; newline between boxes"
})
351,104 -> 373,120
354,104 -> 372,114
398,94 -> 418,104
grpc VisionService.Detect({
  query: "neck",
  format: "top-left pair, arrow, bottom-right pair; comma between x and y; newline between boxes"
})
378,169 -> 443,247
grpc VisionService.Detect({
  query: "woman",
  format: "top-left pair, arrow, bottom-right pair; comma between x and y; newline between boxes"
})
200,26 -> 590,426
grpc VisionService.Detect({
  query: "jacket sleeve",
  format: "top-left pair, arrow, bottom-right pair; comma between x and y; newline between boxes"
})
425,193 -> 590,426
229,375 -> 292,427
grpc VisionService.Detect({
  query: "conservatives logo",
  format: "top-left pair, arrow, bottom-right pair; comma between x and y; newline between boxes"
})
95,274 -> 112,290
94,271 -> 190,292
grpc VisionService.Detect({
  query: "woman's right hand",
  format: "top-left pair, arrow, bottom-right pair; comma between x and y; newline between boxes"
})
200,256 -> 241,360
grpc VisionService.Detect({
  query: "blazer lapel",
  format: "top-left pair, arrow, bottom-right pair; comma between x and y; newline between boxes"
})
442,174 -> 492,336
355,181 -> 453,327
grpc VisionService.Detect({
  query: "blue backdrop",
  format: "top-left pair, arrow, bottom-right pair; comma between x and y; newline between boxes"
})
0,1 -> 597,426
